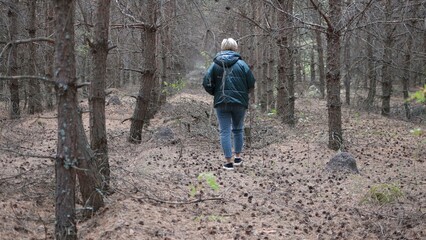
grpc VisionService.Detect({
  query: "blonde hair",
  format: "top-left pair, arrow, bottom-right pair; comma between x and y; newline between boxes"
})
221,38 -> 238,51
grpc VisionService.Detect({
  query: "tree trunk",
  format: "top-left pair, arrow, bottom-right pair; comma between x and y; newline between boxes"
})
310,46 -> 316,85
326,0 -> 343,151
27,0 -> 43,114
7,0 -> 20,119
76,111 -> 105,217
54,0 -> 78,238
343,33 -> 351,105
381,35 -> 394,116
402,34 -> 413,119
159,0 -> 172,106
44,0 -> 55,110
276,0 -> 295,125
129,1 -> 157,143
89,0 -> 111,191
365,31 -> 376,110
381,0 -> 395,117
267,37 -> 276,111
315,30 -> 326,99
260,35 -> 268,113
259,4 -> 268,113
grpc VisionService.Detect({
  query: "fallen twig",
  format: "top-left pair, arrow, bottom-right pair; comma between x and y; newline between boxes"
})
138,195 -> 224,205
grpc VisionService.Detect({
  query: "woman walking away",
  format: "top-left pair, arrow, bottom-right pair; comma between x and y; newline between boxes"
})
202,38 -> 256,170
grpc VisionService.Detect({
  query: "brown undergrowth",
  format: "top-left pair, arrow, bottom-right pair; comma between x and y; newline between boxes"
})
0,85 -> 425,239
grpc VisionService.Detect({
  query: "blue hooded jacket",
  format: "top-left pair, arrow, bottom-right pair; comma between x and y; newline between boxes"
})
202,51 -> 256,108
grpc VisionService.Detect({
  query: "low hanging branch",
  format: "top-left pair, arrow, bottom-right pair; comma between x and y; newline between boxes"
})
120,67 -> 149,74
0,75 -> 56,84
0,37 -> 54,61
0,76 -> 91,89
114,0 -> 157,30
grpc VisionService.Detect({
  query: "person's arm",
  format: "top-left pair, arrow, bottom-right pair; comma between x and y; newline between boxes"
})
202,64 -> 215,95
246,65 -> 256,91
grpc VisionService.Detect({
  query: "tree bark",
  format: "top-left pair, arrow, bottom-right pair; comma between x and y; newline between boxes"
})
325,0 -> 343,150
402,32 -> 413,119
315,30 -> 326,99
343,33 -> 351,105
159,0 -> 172,106
76,111 -> 105,217
129,0 -> 157,143
54,0 -> 78,238
44,0 -> 55,110
310,46 -> 316,85
365,31 -> 376,110
276,0 -> 295,125
267,36 -> 276,111
7,0 -> 20,119
27,0 -> 43,114
89,0 -> 111,191
381,0 -> 395,117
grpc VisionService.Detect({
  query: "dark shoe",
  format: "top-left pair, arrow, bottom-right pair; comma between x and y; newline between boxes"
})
234,158 -> 243,166
223,162 -> 234,170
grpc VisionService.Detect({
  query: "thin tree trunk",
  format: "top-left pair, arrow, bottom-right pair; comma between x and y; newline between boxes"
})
276,0 -> 295,125
310,46 -> 316,85
27,0 -> 43,114
267,37 -> 276,111
44,0 -> 55,110
260,35 -> 268,112
259,3 -> 268,112
76,111 -> 105,217
365,31 -> 376,109
159,0 -> 171,106
325,0 -> 343,150
381,0 -> 395,117
344,33 -> 351,105
89,0 -> 111,191
315,30 -> 326,99
402,34 -> 413,119
7,0 -> 20,119
54,0 -> 78,238
381,35 -> 394,116
129,1 -> 157,143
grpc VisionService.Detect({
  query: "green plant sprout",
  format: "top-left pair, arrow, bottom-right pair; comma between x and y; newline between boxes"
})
194,214 -> 223,223
362,183 -> 404,204
408,84 -> 426,103
200,51 -> 212,69
410,128 -> 423,137
189,172 -> 219,198
198,172 -> 219,191
267,108 -> 277,116
162,76 -> 186,95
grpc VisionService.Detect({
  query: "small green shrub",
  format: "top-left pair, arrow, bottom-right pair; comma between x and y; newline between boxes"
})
189,172 -> 219,198
408,84 -> 426,103
362,183 -> 404,204
162,76 -> 186,95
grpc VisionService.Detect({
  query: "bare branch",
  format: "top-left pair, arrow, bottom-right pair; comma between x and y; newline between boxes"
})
263,0 -> 325,31
110,23 -> 147,29
0,147 -> 55,160
114,0 -> 157,30
309,0 -> 333,29
139,195 -> 224,205
0,75 -> 55,84
120,67 -> 148,74
340,0 -> 374,32
0,37 -> 54,61
77,82 -> 91,88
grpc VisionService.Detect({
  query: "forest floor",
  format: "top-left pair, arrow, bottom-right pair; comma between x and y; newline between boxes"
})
0,75 -> 425,239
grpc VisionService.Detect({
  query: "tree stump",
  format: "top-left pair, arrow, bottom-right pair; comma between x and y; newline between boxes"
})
325,152 -> 359,174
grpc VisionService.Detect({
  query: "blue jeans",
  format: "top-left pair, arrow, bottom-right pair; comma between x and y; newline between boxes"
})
216,103 -> 246,159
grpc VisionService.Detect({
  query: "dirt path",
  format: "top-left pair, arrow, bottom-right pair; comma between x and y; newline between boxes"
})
0,85 -> 425,239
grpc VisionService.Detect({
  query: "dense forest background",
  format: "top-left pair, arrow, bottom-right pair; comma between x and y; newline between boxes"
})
0,0 -> 425,239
